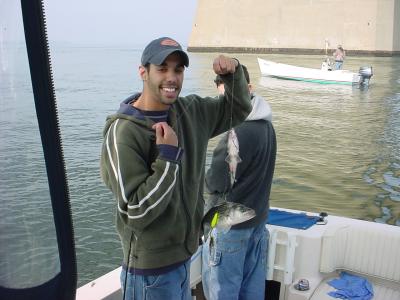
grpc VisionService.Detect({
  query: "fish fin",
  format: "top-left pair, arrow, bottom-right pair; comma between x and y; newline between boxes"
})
225,154 -> 242,165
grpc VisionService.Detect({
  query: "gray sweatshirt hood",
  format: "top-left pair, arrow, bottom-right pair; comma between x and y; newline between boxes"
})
245,93 -> 272,122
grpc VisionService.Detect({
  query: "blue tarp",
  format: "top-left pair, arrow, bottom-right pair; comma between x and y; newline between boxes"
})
267,209 -> 320,229
328,272 -> 374,300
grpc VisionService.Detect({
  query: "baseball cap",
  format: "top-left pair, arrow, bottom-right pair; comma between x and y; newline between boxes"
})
141,37 -> 189,67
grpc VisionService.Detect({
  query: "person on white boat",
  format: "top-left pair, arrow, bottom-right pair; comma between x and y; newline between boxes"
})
202,65 -> 276,300
333,45 -> 346,70
100,36 -> 251,300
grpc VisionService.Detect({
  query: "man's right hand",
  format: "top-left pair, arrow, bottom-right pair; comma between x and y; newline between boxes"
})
152,122 -> 178,146
213,55 -> 238,75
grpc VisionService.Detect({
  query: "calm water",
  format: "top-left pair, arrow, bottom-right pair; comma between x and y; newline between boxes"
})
4,44 -> 400,287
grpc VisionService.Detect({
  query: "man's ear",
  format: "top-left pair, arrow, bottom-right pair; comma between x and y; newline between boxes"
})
139,65 -> 147,81
248,83 -> 253,93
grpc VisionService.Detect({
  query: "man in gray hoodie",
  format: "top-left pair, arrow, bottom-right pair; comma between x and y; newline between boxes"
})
202,65 -> 276,300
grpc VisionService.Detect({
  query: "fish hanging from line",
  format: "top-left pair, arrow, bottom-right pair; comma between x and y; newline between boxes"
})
202,129 -> 255,238
225,129 -> 242,185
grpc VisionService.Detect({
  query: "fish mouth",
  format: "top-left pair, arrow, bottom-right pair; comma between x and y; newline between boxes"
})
233,211 -> 256,224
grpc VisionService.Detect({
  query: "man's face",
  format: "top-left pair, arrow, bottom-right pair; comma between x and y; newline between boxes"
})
142,52 -> 185,109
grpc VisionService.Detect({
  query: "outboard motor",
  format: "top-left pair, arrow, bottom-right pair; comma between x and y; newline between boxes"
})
359,66 -> 373,86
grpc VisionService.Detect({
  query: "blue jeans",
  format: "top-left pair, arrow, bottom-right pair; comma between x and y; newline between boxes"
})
202,222 -> 269,300
335,61 -> 343,70
120,260 -> 191,300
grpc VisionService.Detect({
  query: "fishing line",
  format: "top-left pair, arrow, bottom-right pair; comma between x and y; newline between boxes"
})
122,223 -> 139,300
225,67 -> 237,196
207,68 -> 237,294
122,233 -> 131,300
228,68 -> 235,133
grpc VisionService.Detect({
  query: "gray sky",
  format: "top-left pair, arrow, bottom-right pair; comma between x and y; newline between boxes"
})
43,0 -> 198,47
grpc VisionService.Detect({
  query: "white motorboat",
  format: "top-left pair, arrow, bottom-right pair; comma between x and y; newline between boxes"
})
76,207 -> 400,300
257,57 -> 373,86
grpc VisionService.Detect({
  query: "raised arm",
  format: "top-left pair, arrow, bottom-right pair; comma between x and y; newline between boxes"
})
204,56 -> 252,138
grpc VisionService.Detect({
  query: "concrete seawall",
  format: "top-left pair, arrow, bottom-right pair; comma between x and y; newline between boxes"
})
188,0 -> 400,56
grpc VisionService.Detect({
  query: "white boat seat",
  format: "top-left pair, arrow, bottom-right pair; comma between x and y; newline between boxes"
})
310,224 -> 400,300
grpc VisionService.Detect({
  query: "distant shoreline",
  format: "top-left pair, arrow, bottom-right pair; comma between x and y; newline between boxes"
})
187,47 -> 400,57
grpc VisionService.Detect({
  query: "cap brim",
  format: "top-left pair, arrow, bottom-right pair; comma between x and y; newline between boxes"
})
149,49 -> 189,67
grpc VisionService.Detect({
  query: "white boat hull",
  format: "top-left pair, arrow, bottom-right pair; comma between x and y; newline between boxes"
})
257,58 -> 361,85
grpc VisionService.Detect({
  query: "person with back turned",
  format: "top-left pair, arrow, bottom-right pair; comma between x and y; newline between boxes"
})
202,65 -> 276,300
100,36 -> 251,299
